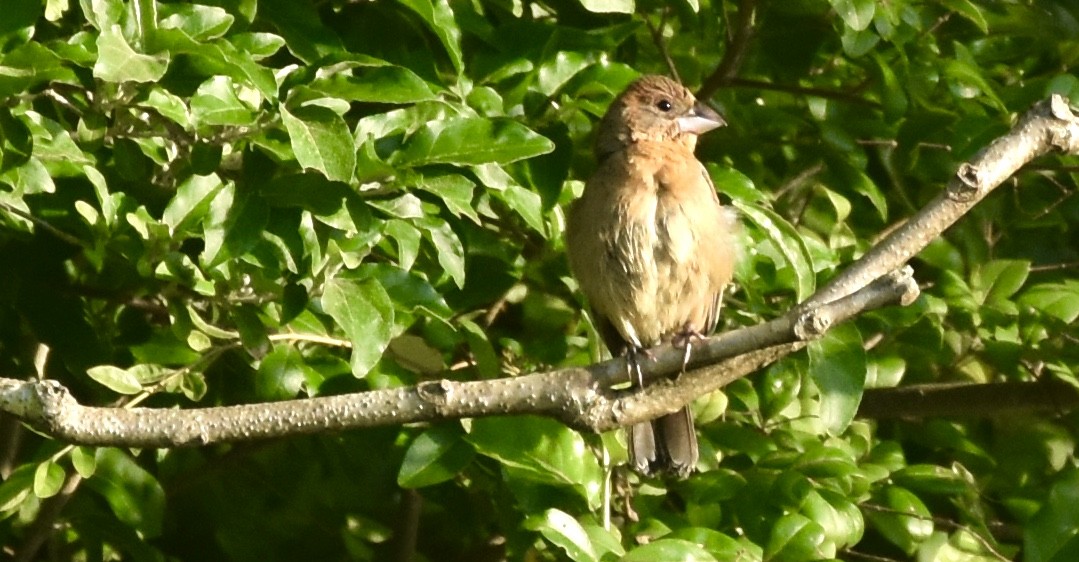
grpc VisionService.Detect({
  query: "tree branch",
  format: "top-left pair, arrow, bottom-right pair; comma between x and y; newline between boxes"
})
806,95 -> 1079,307
0,96 -> 1077,448
0,268 -> 914,447
697,0 -> 757,100
857,379 -> 1079,420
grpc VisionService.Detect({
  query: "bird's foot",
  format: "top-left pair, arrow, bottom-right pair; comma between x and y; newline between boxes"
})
672,323 -> 705,372
624,346 -> 655,388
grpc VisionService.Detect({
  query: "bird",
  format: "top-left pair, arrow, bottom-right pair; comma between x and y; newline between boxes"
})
565,75 -> 737,477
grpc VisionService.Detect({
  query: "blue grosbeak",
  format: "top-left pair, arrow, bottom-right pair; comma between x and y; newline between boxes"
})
566,75 -> 737,477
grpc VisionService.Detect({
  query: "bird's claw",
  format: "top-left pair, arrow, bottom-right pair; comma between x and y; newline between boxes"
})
624,346 -> 655,388
672,324 -> 705,372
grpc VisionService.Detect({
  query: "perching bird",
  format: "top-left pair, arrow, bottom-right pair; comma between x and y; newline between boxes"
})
566,75 -> 737,477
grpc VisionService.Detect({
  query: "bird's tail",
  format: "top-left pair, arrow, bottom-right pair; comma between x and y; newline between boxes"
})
629,406 -> 698,478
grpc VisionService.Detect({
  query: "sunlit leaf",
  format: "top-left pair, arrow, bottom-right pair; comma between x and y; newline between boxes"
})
395,117 -> 554,166
322,277 -> 394,377
282,104 -> 356,183
93,25 -> 168,83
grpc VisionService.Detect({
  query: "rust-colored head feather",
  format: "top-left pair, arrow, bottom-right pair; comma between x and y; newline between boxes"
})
595,75 -> 725,159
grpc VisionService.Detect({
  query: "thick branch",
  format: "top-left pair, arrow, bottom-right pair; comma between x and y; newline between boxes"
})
858,379 -> 1079,419
0,268 -> 915,447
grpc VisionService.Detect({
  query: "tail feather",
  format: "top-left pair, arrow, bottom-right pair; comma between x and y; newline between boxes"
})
628,406 -> 698,477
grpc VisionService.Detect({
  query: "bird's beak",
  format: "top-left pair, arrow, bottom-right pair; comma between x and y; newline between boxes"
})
677,102 -> 726,135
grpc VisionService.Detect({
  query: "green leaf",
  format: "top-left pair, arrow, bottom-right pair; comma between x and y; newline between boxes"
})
1026,469 -> 1079,562
974,259 -> 1030,305
536,51 -> 594,96
467,416 -> 604,509
282,104 -> 356,183
202,184 -> 270,267
1020,282 -> 1079,323
356,263 -> 453,319
944,45 -> 1005,110
832,0 -> 875,31
794,445 -> 859,479
577,0 -> 635,14
0,0 -> 40,37
260,172 -> 352,216
0,464 -> 34,514
140,87 -> 192,129
418,218 -> 466,288
892,464 -> 971,496
385,219 -> 422,270
0,108 -> 33,172
668,528 -> 753,561
495,184 -> 546,236
158,3 -> 235,41
866,486 -> 933,555
190,75 -> 256,127
873,53 -> 908,120
940,0 -> 989,33
710,164 -> 765,203
395,117 -> 554,166
322,277 -> 395,377
808,323 -> 866,434
733,201 -> 815,301
152,27 -> 277,98
804,490 -> 864,550
303,63 -> 437,104
94,25 -> 169,83
398,426 -> 476,488
623,539 -> 717,562
163,173 -> 225,235
397,0 -> 464,73
33,460 -> 66,498
766,513 -> 833,562
0,42 -> 80,99
413,173 -> 481,224
71,447 -> 97,478
525,509 -> 597,562
230,32 -> 287,60
840,26 -> 879,58
256,345 -> 310,400
87,448 -> 166,538
87,365 -> 144,395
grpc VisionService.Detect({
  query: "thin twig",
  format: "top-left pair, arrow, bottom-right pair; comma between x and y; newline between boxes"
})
717,77 -> 881,108
861,503 -> 1012,562
645,11 -> 680,84
698,0 -> 758,99
1030,260 -> 1079,272
0,202 -> 88,248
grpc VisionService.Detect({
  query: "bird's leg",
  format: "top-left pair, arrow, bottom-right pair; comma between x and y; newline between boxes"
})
624,345 -> 655,389
671,322 -> 705,373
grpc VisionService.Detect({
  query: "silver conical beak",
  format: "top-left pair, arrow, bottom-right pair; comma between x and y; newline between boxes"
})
677,102 -> 726,135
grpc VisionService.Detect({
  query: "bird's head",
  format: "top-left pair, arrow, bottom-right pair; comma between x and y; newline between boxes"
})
595,75 -> 725,158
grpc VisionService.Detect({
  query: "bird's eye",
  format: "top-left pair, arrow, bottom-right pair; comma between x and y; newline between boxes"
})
656,99 -> 672,112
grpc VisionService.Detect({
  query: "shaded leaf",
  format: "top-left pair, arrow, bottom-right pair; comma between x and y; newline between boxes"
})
396,117 -> 554,166
468,416 -> 604,509
398,425 -> 476,488
808,323 -> 866,434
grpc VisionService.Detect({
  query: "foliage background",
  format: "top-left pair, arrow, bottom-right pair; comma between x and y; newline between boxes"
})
2,0 -> 1079,561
